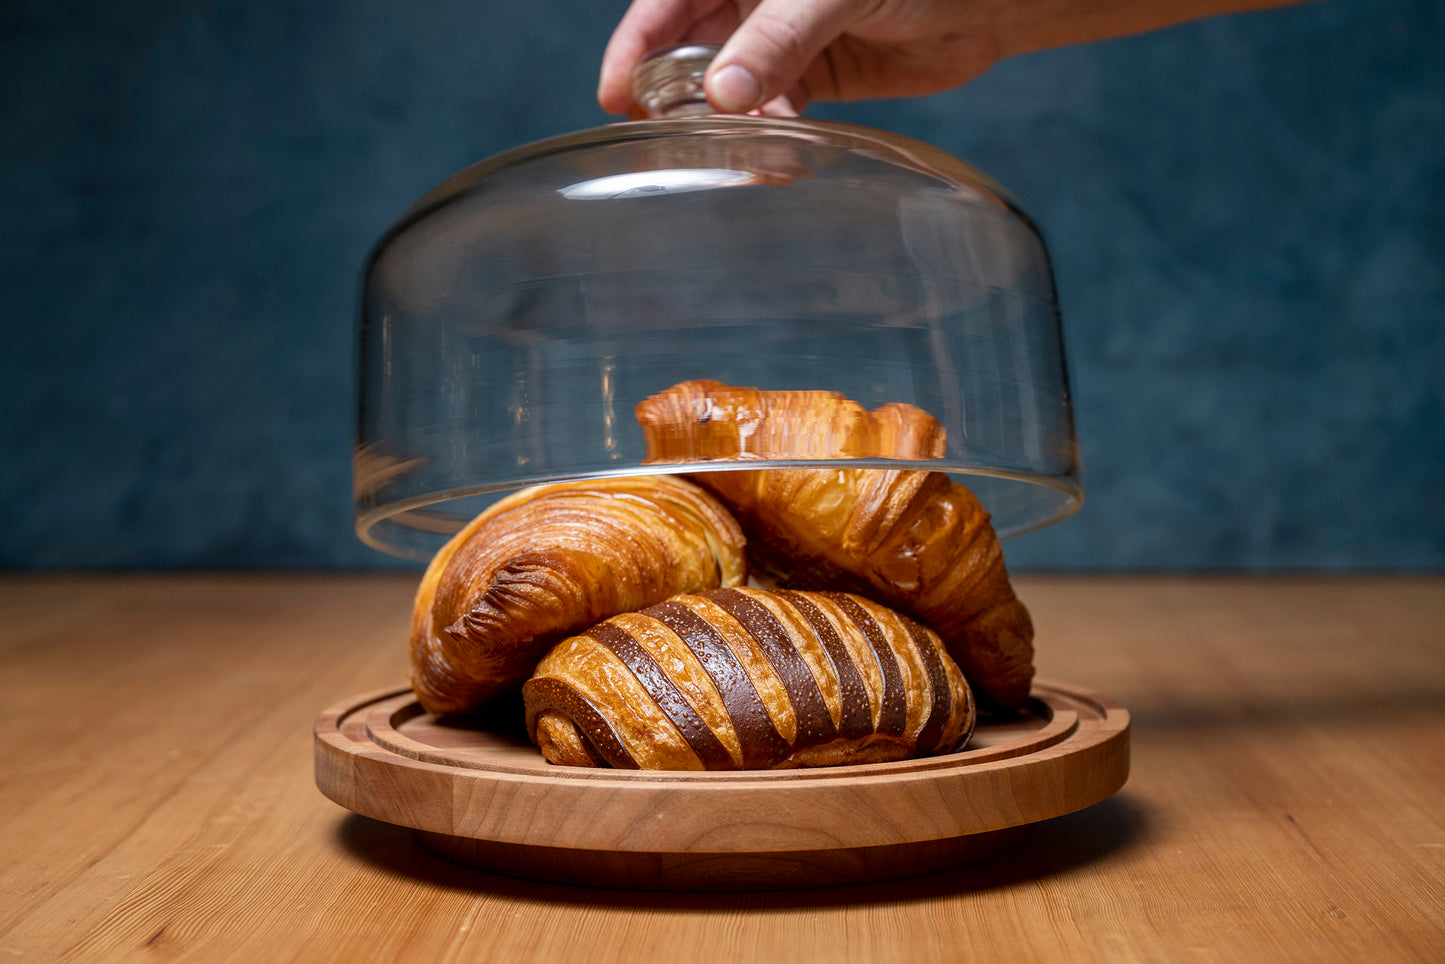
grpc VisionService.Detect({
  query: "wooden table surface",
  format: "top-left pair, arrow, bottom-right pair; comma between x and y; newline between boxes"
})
2,574 -> 1441,962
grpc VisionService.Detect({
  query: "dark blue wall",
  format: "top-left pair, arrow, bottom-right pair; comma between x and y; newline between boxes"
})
3,0 -> 1441,569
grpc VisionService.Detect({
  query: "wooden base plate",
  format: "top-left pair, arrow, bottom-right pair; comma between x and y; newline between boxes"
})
315,680 -> 1129,891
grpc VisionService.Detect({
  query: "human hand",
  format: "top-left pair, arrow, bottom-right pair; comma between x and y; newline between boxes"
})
598,0 -> 1007,116
598,0 -> 1312,116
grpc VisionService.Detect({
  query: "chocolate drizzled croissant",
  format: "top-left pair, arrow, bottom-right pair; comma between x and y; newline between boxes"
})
410,477 -> 747,717
635,380 -> 1035,709
524,588 -> 975,770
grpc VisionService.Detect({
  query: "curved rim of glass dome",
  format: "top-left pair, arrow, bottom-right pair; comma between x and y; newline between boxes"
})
361,113 -> 1033,274
355,463 -> 1084,561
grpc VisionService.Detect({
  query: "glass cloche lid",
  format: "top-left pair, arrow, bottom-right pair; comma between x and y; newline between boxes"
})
355,44 -> 1081,561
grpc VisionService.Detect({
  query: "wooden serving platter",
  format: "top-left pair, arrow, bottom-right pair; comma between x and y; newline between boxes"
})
315,679 -> 1129,891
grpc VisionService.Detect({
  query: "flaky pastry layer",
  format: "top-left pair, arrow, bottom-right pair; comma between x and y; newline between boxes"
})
524,588 -> 975,770
410,476 -> 746,716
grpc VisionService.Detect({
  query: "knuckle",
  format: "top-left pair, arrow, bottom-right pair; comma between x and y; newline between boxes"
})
747,9 -> 814,66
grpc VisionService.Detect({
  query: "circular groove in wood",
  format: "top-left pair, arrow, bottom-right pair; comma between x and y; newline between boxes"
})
315,678 -> 1130,871
362,691 -> 1082,779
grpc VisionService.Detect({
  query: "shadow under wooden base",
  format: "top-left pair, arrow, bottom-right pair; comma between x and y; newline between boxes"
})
415,825 -> 1032,892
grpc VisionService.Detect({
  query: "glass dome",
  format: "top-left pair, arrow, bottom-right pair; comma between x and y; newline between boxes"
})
356,45 -> 1081,561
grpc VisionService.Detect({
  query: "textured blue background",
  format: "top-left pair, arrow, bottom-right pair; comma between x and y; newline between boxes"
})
2,0 -> 1441,570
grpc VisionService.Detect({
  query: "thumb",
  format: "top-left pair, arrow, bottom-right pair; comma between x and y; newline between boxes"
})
705,0 -> 870,112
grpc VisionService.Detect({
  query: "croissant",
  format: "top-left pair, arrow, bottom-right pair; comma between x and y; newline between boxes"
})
635,380 -> 1034,709
524,588 -> 975,770
634,377 -> 947,462
410,476 -> 747,717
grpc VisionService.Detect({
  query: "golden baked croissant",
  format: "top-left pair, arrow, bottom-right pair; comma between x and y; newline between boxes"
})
410,476 -> 747,717
635,380 -> 1034,709
634,377 -> 947,462
524,588 -> 975,770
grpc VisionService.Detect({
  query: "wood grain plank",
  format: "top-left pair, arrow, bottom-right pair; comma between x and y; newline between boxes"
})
0,575 -> 1440,962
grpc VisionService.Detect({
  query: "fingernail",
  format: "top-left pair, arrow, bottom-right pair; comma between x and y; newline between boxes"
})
710,64 -> 763,113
